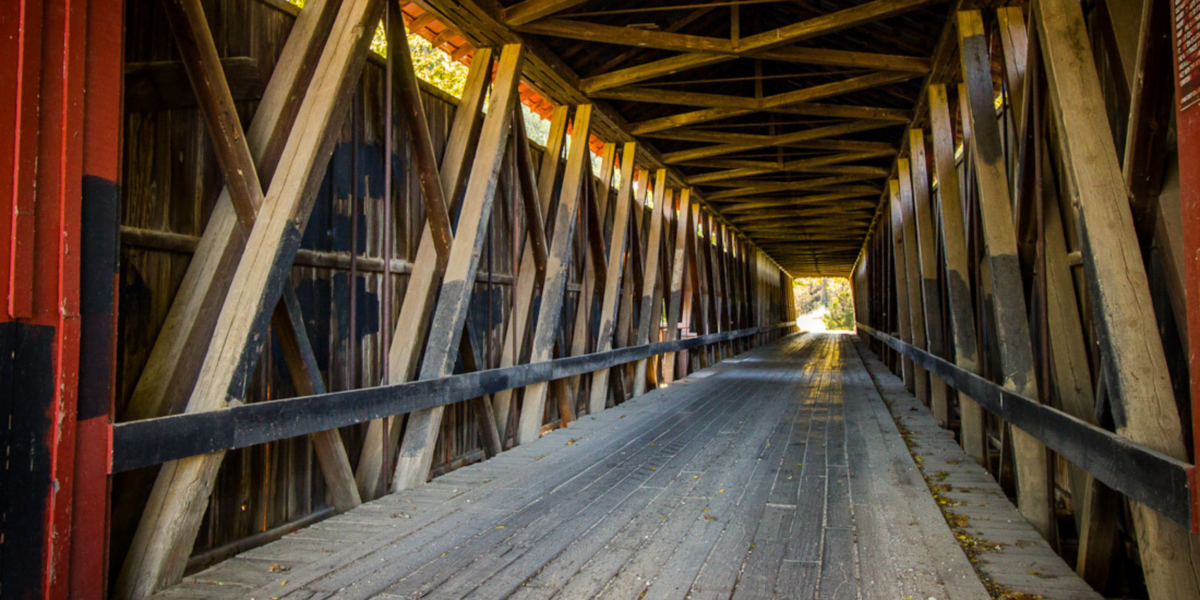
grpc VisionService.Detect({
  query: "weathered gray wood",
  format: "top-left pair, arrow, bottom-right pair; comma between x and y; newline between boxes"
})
160,0 -> 361,514
355,46 -> 496,499
958,10 -> 1051,541
887,182 -> 915,393
491,105 -> 570,440
1033,0 -> 1200,593
906,130 -> 950,427
588,143 -> 639,415
896,158 -> 931,409
116,1 -> 385,597
926,84 -> 986,467
632,171 -> 669,395
121,0 -> 341,424
516,105 -> 595,445
565,142 -> 617,408
392,44 -> 526,491
661,189 -> 693,384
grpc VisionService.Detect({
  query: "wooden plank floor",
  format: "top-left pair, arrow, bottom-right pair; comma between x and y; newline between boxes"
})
152,333 -> 1092,600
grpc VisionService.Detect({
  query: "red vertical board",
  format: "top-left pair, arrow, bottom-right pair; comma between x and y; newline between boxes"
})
1173,0 -> 1200,533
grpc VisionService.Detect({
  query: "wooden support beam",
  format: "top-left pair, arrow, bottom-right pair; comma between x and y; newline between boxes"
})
707,175 -> 880,200
565,142 -> 617,410
958,10 -> 1052,541
614,168 -> 651,399
515,18 -> 733,53
392,44 -> 525,491
632,171 -> 669,395
686,150 -> 895,184
158,0 -> 363,514
663,120 -> 896,164
662,189 -> 694,383
588,143 -> 639,414
1033,0 -> 1200,594
906,130 -> 949,426
581,46 -> 930,94
115,0 -> 385,597
516,105 -> 595,445
595,72 -> 918,113
896,165 -> 930,408
502,0 -> 589,26
627,71 -> 917,135
888,182 -> 915,392
490,104 -> 568,441
928,84 -> 985,466
120,0 -> 339,424
354,45 -> 496,500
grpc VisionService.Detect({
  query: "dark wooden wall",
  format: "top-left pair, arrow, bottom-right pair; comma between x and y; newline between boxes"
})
114,0 -> 588,572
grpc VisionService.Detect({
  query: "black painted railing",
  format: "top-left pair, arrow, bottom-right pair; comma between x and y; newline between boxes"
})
856,322 -> 1192,528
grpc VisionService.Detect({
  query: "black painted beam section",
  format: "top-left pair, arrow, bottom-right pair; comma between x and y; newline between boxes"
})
112,324 -> 796,473
856,323 -> 1192,528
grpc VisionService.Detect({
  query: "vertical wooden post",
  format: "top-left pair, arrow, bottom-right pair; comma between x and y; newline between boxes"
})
355,45 -> 496,498
906,130 -> 950,426
888,181 -> 915,391
958,10 -> 1052,541
490,105 -> 570,439
632,170 -> 668,394
392,44 -> 525,491
516,105 -> 594,445
662,188 -> 692,383
588,143 -> 638,414
897,158 -> 931,406
928,84 -> 986,466
1033,0 -> 1200,592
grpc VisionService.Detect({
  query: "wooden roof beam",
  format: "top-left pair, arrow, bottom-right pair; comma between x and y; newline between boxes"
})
582,46 -> 931,94
686,150 -> 895,184
502,0 -> 589,26
663,119 -> 896,163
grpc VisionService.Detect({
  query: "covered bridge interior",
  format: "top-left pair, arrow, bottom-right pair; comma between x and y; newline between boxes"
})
2,0 -> 1200,598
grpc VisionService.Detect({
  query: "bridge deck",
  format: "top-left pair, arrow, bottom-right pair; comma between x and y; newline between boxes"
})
155,333 -> 1097,599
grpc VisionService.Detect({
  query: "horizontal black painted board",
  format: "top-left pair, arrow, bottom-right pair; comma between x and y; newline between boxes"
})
856,323 -> 1192,528
111,324 -> 795,472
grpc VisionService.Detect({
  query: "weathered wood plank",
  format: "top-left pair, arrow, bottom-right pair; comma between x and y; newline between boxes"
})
115,0 -> 385,596
354,46 -> 496,500
516,105 -> 594,445
958,10 -> 1051,540
926,84 -> 985,467
1033,0 -> 1200,593
490,104 -> 569,440
391,44 -> 526,491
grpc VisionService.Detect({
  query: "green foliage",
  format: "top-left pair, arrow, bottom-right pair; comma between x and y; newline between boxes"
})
822,285 -> 854,330
793,277 -> 854,331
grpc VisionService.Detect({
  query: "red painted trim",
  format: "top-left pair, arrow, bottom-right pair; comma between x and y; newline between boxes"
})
1171,0 -> 1200,535
70,0 -> 122,595
8,0 -> 43,319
